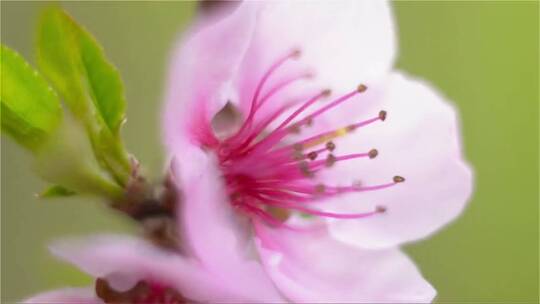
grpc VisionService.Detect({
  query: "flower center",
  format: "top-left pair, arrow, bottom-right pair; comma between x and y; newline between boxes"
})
207,49 -> 404,228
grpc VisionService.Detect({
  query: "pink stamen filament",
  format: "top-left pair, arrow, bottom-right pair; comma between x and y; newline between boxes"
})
225,92 -> 326,160
247,192 -> 381,220
230,93 -> 320,152
208,50 -> 401,226
298,89 -> 360,127
232,49 -> 301,142
276,114 -> 382,153
242,89 -> 360,157
237,202 -> 286,227
245,90 -> 330,153
255,72 -> 313,111
308,152 -> 371,171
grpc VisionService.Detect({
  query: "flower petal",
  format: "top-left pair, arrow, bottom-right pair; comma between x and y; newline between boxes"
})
254,221 -> 436,303
233,0 -> 397,120
163,3 -> 258,148
315,71 -> 473,249
171,146 -> 286,302
23,288 -> 102,304
252,0 -> 396,88
49,235 -> 253,302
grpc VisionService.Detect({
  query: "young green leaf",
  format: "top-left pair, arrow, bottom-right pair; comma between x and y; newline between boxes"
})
37,7 -> 131,185
1,45 -> 63,151
78,27 -> 126,133
39,185 -> 77,198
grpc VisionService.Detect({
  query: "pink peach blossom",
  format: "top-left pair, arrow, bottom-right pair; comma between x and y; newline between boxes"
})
163,1 -> 472,303
26,1 -> 473,303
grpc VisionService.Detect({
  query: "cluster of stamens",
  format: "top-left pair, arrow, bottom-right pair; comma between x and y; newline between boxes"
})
202,49 -> 404,228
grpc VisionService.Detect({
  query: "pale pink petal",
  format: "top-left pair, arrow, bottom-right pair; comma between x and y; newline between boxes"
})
240,0 -> 396,104
313,71 -> 473,249
254,221 -> 436,303
24,287 -> 102,304
49,235 -> 259,302
163,3 -> 258,148
171,147 -> 286,302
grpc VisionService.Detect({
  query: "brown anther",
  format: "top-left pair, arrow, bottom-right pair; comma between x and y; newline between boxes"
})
321,89 -> 332,97
379,110 -> 387,121
293,150 -> 304,160
267,206 -> 291,222
289,124 -> 301,134
315,184 -> 326,194
393,176 -> 405,183
307,151 -> 318,160
368,149 -> 378,159
346,124 -> 358,132
291,48 -> 302,58
293,143 -> 304,151
325,141 -> 336,151
325,154 -> 337,167
357,84 -> 368,93
299,161 -> 314,177
305,117 -> 313,126
376,205 -> 387,213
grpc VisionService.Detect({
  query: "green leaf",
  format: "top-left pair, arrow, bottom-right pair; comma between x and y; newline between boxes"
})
37,7 -> 131,185
39,185 -> 77,198
37,8 -> 126,133
78,29 -> 126,133
1,45 -> 63,151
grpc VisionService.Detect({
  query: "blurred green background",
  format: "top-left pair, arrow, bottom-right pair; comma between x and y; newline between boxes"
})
1,1 -> 538,303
